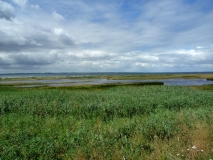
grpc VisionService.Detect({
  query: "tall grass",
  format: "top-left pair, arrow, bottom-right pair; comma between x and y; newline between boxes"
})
0,85 -> 213,159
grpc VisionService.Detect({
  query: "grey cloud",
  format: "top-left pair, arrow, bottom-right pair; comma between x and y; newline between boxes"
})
0,57 -> 10,65
0,56 -> 13,69
68,54 -> 113,61
0,0 -> 15,20
1,0 -> 213,73
58,34 -> 75,46
0,27 -> 77,53
9,53 -> 55,65
157,49 -> 213,67
158,53 -> 186,64
0,63 -> 45,70
0,38 -> 44,52
0,52 -> 58,70
53,28 -> 76,46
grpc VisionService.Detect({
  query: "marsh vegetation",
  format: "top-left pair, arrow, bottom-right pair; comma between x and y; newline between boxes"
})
207,78 -> 213,81
1,73 -> 213,87
0,83 -> 213,159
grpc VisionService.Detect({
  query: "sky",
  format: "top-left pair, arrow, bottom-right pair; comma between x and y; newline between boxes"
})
0,0 -> 213,73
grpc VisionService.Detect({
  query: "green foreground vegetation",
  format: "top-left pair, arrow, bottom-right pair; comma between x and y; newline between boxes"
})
0,84 -> 213,159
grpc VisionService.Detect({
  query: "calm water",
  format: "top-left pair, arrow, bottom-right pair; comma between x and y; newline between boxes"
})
0,78 -> 213,87
0,72 -> 213,87
48,78 -> 213,86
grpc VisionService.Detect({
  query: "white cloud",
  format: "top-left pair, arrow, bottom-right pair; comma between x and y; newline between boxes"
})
12,0 -> 27,7
30,4 -> 40,9
0,0 -> 15,20
0,0 -> 213,72
52,11 -> 64,20
196,46 -> 203,49
135,62 -> 157,67
54,28 -> 64,35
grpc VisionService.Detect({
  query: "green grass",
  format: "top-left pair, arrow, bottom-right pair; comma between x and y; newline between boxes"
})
191,84 -> 213,91
0,84 -> 213,159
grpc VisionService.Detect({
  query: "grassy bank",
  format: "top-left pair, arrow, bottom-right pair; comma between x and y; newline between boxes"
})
102,73 -> 213,80
0,84 -> 213,159
207,78 -> 213,81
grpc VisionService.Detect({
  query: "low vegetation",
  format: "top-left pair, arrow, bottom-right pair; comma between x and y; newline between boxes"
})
1,73 -> 213,81
0,84 -> 213,159
103,73 -> 213,80
207,78 -> 213,81
191,84 -> 213,91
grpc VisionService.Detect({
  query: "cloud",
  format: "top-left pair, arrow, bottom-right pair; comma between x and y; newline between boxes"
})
9,53 -> 55,65
12,0 -> 27,7
0,0 -> 213,73
0,51 -> 59,70
196,46 -> 203,49
52,11 -> 64,20
0,57 -> 10,65
67,50 -> 115,61
58,34 -> 75,46
156,48 -> 213,70
54,28 -> 64,35
0,0 -> 15,20
30,4 -> 40,9
53,28 -> 75,46
0,28 -> 45,52
0,18 -> 76,53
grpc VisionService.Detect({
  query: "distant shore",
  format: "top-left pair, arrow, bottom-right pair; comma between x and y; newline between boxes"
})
1,72 -> 213,80
0,73 -> 213,87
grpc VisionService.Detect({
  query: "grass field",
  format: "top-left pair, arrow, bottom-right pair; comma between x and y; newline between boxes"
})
0,83 -> 213,159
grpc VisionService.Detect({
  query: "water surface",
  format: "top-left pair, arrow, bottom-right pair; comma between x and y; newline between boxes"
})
1,72 -> 213,78
1,78 -> 213,87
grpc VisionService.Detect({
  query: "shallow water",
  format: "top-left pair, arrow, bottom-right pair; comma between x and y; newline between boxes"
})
1,78 -> 213,87
161,78 -> 213,86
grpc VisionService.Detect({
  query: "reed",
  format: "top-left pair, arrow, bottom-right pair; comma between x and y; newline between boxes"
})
0,84 -> 213,159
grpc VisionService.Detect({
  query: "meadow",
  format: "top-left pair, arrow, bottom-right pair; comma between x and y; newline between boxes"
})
0,82 -> 213,159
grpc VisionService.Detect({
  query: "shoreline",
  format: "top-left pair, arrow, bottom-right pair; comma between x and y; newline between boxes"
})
0,73 -> 213,87
1,73 -> 213,81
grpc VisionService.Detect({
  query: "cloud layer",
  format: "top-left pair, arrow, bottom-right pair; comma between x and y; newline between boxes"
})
0,0 -> 15,20
0,0 -> 213,73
